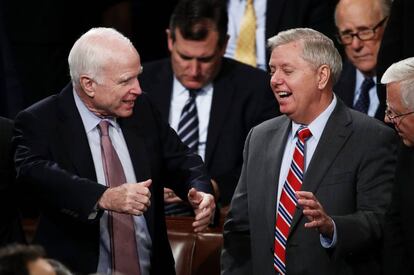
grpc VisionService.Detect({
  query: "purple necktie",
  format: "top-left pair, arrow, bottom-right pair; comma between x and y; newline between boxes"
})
99,120 -> 141,275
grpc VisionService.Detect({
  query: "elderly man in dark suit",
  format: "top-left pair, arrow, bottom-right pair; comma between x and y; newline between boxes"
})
13,27 -> 215,275
334,0 -> 391,120
221,28 -> 397,275
139,0 -> 278,216
381,57 -> 414,275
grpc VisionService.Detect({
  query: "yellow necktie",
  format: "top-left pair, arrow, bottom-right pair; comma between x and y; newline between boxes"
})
234,0 -> 256,67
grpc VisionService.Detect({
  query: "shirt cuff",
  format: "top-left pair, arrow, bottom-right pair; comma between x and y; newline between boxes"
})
88,203 -> 99,220
320,218 -> 337,248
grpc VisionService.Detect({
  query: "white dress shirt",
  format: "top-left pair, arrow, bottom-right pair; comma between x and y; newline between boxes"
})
169,77 -> 213,161
225,0 -> 267,70
73,90 -> 152,275
277,95 -> 338,247
353,69 -> 379,117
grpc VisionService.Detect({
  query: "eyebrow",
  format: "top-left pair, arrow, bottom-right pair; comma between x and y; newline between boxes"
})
176,49 -> 216,61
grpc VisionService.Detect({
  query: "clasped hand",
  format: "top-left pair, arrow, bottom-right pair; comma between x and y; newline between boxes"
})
98,179 -> 152,216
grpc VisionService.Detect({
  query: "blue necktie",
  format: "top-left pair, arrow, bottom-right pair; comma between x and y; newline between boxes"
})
354,77 -> 375,114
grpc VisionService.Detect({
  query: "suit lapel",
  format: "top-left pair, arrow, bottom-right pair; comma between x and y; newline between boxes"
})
290,100 -> 353,231
119,115 -> 155,236
57,83 -> 97,181
205,60 -> 236,166
264,117 -> 291,239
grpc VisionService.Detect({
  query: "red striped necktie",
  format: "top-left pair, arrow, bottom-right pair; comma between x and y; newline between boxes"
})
274,126 -> 312,275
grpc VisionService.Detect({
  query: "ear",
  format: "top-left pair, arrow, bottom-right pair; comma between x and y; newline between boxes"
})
166,29 -> 173,52
317,65 -> 330,90
80,75 -> 95,98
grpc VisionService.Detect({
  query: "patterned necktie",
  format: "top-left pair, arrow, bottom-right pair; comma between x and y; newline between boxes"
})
177,89 -> 200,153
234,0 -> 256,67
98,120 -> 141,275
274,126 -> 312,275
354,77 -> 375,114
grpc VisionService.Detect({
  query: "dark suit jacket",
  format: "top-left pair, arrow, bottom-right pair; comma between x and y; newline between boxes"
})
13,83 -> 212,274
139,57 -> 279,205
334,61 -> 386,120
382,144 -> 414,275
0,117 -> 24,246
377,0 -> 414,81
221,99 -> 397,275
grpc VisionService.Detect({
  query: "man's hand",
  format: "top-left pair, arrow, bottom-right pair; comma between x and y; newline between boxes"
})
98,179 -> 152,215
188,188 -> 216,232
296,191 -> 334,238
163,187 -> 184,204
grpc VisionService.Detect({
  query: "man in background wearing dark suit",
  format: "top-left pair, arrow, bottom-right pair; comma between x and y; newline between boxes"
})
139,0 -> 279,216
13,27 -> 215,274
0,117 -> 25,247
334,0 -> 391,120
221,28 -> 397,275
381,57 -> 414,275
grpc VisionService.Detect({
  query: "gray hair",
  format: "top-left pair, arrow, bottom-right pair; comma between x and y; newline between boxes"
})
68,27 -> 135,87
381,57 -> 414,110
267,28 -> 342,84
334,0 -> 392,26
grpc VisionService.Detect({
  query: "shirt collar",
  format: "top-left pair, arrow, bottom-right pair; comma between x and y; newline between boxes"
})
291,94 -> 337,142
73,89 -> 118,133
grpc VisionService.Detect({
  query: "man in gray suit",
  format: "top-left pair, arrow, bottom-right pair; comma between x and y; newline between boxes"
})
221,28 -> 397,275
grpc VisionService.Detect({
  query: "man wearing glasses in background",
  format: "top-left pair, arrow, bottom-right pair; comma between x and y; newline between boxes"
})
381,57 -> 414,275
334,0 -> 391,120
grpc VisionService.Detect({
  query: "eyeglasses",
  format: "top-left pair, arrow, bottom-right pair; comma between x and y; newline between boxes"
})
336,17 -> 388,45
385,107 -> 414,125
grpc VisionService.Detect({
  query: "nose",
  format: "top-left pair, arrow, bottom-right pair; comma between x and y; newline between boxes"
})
130,78 -> 142,95
270,71 -> 283,87
350,35 -> 363,50
384,114 -> 390,124
188,59 -> 201,76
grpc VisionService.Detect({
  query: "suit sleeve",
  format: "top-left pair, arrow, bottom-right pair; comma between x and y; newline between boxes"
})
13,110 -> 107,223
221,129 -> 254,275
331,124 -> 398,259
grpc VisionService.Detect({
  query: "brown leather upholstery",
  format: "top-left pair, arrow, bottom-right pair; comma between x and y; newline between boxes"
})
166,216 -> 223,275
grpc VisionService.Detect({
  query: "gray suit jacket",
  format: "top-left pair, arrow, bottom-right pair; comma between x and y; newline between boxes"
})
221,99 -> 398,275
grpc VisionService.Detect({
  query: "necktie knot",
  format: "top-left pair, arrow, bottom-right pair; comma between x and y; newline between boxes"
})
361,77 -> 375,92
354,77 -> 375,114
99,120 -> 110,136
297,126 -> 312,142
189,89 -> 200,99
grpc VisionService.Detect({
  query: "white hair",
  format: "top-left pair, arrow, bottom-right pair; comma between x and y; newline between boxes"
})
381,57 -> 414,110
267,28 -> 342,84
68,27 -> 135,86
